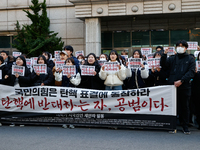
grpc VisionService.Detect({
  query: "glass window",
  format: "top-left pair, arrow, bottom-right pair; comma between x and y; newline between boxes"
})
0,36 -> 10,48
170,30 -> 189,46
151,30 -> 169,47
101,32 -> 112,48
132,31 -> 150,47
114,31 -> 130,47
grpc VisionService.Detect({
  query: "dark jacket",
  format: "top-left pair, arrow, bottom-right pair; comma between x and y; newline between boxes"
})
78,62 -> 104,90
160,53 -> 195,89
0,63 -> 9,84
31,67 -> 54,86
72,56 -> 80,70
47,59 -> 55,70
6,67 -> 31,87
151,68 -> 169,86
124,69 -> 146,89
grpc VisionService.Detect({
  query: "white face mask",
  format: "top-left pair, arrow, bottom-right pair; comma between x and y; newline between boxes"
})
78,59 -> 83,62
100,58 -> 106,61
177,47 -> 185,54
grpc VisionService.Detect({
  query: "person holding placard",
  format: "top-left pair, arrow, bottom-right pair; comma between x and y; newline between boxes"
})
54,57 -> 81,87
4,55 -> 31,87
151,52 -> 168,86
42,51 -> 55,70
124,50 -> 149,89
0,50 -> 15,70
99,50 -> 131,90
31,55 -> 54,86
0,56 -> 9,85
79,53 -> 104,90
52,51 -> 68,86
160,40 -> 195,134
64,45 -> 79,70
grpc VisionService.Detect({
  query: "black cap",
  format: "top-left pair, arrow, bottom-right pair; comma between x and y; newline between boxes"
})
64,45 -> 74,53
16,55 -> 27,67
0,50 -> 9,56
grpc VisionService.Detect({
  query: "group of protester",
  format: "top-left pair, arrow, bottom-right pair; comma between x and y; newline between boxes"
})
0,40 -> 199,134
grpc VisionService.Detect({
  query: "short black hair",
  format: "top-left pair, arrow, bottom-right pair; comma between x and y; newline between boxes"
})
156,46 -> 163,51
176,40 -> 188,48
37,55 -> 47,64
64,45 -> 73,53
0,50 -> 9,56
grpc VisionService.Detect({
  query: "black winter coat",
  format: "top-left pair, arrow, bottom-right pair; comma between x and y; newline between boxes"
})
47,59 -> 55,70
160,53 -> 195,89
6,67 -> 31,87
31,67 -> 54,86
78,62 -> 105,90
0,63 -> 9,84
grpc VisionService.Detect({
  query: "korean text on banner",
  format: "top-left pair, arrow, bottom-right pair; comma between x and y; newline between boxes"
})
62,65 -> 76,76
12,65 -> 25,76
0,85 -> 176,116
128,58 -> 142,69
33,64 -> 47,74
81,65 -> 95,76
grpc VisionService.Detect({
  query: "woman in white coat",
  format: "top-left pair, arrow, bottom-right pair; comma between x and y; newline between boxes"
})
99,50 -> 131,90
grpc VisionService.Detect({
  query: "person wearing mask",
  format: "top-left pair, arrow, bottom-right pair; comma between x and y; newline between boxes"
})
124,50 -> 149,89
4,55 -> 31,87
0,56 -> 9,85
77,55 -> 85,65
160,40 -> 195,134
54,57 -> 81,87
156,46 -> 164,55
31,55 -> 54,86
99,50 -> 131,90
78,53 -> 104,90
64,45 -> 79,70
52,51 -> 68,86
42,51 -> 55,70
99,54 -> 108,61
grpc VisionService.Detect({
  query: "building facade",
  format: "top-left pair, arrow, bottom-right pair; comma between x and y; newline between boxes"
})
0,0 -> 200,56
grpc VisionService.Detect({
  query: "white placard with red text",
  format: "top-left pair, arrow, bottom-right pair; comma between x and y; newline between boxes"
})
128,58 -> 142,69
75,51 -> 84,57
187,42 -> 198,50
164,47 -> 175,56
31,57 -> 38,65
81,65 -> 95,76
0,85 -> 176,116
194,51 -> 200,58
55,61 -> 65,69
26,59 -> 32,68
0,70 -> 2,80
196,61 -> 200,71
141,48 -> 152,56
147,58 -> 161,69
104,62 -> 119,72
98,60 -> 107,66
13,52 -> 22,58
12,65 -> 25,76
147,53 -> 154,60
62,65 -> 76,76
54,51 -> 61,61
33,64 -> 47,74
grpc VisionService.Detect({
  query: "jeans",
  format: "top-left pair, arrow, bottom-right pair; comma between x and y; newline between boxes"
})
105,85 -> 122,90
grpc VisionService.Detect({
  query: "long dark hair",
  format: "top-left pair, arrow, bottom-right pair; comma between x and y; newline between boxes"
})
65,57 -> 75,65
108,50 -> 121,64
37,55 -> 47,64
85,53 -> 98,65
132,49 -> 143,58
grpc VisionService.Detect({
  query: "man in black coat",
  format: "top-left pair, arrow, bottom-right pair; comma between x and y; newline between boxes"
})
160,40 -> 195,134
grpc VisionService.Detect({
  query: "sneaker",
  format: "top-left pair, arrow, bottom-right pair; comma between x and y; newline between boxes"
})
182,126 -> 191,135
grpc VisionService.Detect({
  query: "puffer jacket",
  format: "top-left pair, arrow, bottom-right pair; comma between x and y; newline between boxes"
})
99,62 -> 131,86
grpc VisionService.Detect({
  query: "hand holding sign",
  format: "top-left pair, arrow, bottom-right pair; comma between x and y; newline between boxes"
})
164,47 -> 169,54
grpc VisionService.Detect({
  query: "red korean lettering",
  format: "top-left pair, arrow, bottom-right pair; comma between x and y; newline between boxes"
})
115,98 -> 128,112
38,97 -> 50,110
51,99 -> 63,111
94,99 -> 107,110
1,96 -> 12,109
24,97 -> 35,110
77,100 -> 89,111
128,97 -> 141,112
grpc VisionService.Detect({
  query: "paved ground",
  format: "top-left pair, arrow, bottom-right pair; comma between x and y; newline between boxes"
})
0,125 -> 199,150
